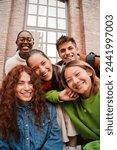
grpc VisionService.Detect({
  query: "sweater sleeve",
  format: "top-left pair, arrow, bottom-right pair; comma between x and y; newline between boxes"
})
45,90 -> 63,103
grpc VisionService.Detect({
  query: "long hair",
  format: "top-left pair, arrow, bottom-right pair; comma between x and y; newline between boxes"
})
61,60 -> 100,95
0,65 -> 49,142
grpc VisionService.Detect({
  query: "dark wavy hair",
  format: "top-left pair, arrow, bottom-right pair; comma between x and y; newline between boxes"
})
0,65 -> 49,142
56,35 -> 77,51
61,60 -> 100,95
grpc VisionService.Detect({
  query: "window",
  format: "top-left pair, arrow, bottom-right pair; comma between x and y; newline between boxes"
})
25,0 -> 67,63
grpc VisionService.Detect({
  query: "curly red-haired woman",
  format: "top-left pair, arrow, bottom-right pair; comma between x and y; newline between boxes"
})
0,65 -> 63,149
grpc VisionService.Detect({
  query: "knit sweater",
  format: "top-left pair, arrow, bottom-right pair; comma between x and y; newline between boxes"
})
46,90 -> 100,140
5,51 -> 26,75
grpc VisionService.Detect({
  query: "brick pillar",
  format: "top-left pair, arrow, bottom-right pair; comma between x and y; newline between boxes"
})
67,0 -> 86,54
0,0 -> 13,83
6,0 -> 26,57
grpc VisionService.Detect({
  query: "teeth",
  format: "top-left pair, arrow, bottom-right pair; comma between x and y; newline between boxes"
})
75,82 -> 84,90
42,72 -> 48,77
21,93 -> 31,97
78,82 -> 84,89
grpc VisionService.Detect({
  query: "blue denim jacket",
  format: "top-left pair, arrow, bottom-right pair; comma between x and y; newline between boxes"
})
0,102 -> 63,150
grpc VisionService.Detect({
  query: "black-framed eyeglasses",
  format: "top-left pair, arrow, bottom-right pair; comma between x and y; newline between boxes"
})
17,37 -> 34,43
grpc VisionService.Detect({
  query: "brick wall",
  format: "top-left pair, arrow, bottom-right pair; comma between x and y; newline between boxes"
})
6,0 -> 26,58
0,0 -> 100,84
0,0 -> 12,83
0,0 -> 26,85
82,0 -> 100,55
67,0 -> 99,55
67,0 -> 86,53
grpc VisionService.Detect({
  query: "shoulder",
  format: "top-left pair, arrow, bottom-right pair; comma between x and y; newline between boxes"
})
5,54 -> 18,74
5,55 -> 16,64
56,60 -> 64,66
79,53 -> 87,61
5,51 -> 19,64
46,102 -> 57,116
52,64 -> 62,74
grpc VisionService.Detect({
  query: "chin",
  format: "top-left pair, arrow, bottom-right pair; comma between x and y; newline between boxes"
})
46,77 -> 51,81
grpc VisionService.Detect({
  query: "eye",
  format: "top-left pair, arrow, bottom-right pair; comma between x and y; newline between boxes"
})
75,72 -> 80,77
68,46 -> 74,50
18,37 -> 24,42
28,81 -> 33,85
17,81 -> 24,85
32,67 -> 39,72
60,48 -> 66,53
41,61 -> 46,65
66,78 -> 72,83
27,38 -> 33,42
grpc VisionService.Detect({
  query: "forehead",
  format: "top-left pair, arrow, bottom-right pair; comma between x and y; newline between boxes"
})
30,53 -> 47,60
19,71 -> 31,81
59,41 -> 76,49
29,53 -> 49,66
64,66 -> 84,76
18,31 -> 32,37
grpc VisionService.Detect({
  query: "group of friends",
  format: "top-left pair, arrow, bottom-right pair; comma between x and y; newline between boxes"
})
0,30 -> 100,150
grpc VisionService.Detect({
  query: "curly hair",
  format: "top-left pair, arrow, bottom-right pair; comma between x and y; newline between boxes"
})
0,65 -> 49,142
61,60 -> 100,95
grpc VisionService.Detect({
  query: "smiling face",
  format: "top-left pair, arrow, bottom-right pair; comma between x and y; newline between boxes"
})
28,53 -> 53,81
15,71 -> 34,104
64,66 -> 92,98
16,31 -> 34,59
58,41 -> 79,64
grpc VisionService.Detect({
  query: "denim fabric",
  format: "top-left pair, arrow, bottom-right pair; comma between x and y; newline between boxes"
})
0,102 -> 63,150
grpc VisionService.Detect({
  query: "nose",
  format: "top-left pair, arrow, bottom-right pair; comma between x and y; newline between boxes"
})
39,65 -> 45,73
24,83 -> 31,90
24,39 -> 28,43
72,77 -> 80,85
65,49 -> 70,55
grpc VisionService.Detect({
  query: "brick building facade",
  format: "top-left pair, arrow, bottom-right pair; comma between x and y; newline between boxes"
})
0,0 -> 100,84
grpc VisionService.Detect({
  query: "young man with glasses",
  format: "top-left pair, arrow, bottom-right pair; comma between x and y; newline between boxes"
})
5,30 -> 34,75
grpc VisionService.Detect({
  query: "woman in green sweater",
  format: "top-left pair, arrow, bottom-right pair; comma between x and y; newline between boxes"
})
60,60 -> 100,150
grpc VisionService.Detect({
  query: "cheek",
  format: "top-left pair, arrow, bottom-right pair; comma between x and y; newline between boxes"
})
35,70 -> 40,76
67,82 -> 73,89
15,86 -> 19,93
59,53 -> 64,58
29,43 -> 33,47
15,89 -> 20,98
17,43 -> 21,48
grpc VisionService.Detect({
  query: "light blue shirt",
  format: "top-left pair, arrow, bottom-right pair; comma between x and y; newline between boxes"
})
0,102 -> 63,150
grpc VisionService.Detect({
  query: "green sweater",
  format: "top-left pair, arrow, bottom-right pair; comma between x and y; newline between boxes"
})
46,90 -> 100,140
